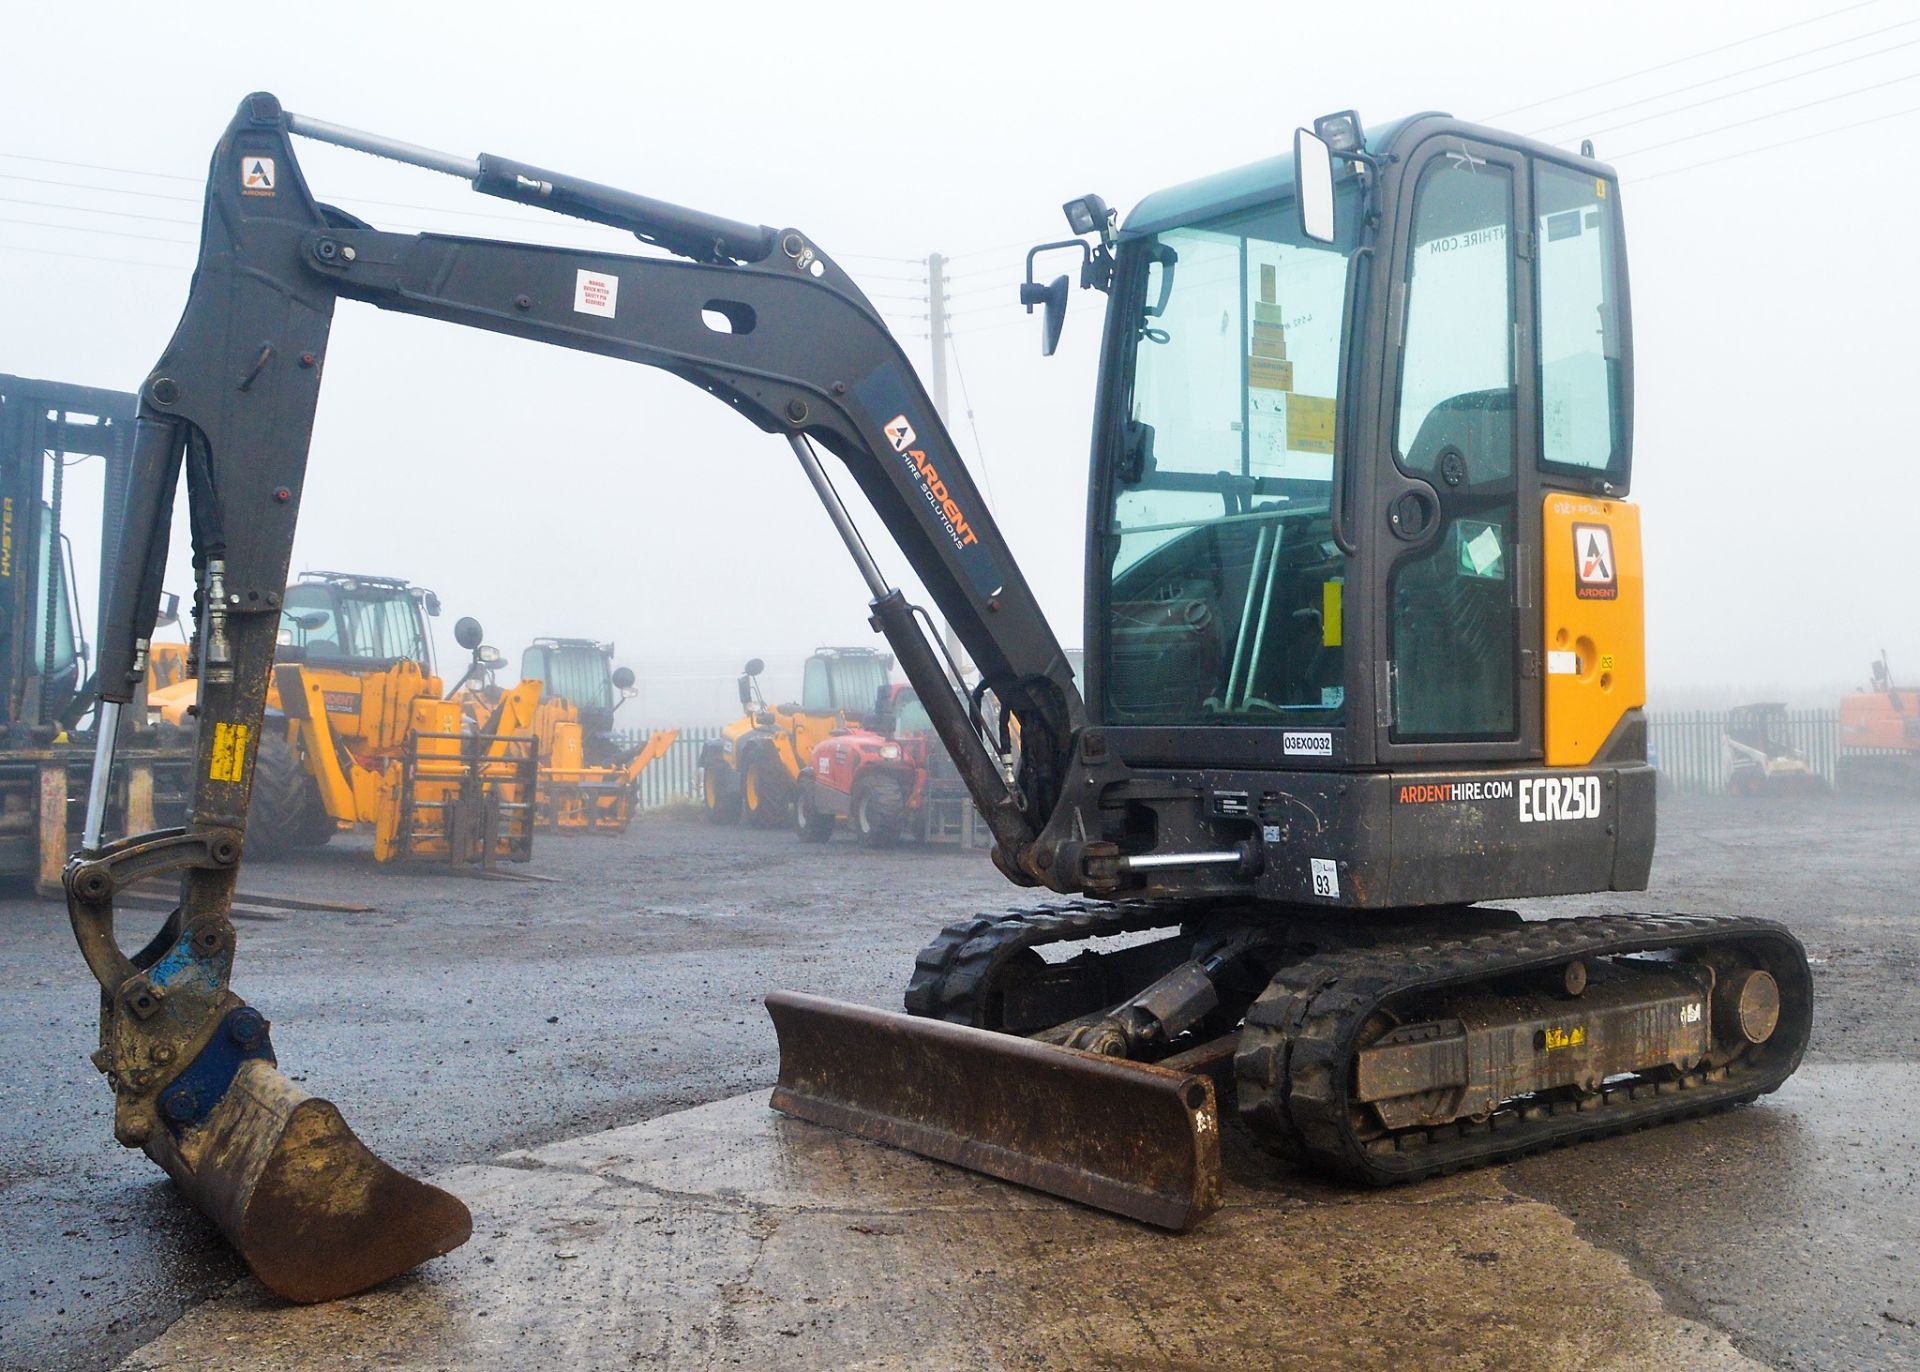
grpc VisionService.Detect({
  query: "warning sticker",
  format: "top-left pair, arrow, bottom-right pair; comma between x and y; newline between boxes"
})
209,722 -> 250,783
883,414 -> 916,452
1573,523 -> 1617,600
573,269 -> 619,319
240,156 -> 276,196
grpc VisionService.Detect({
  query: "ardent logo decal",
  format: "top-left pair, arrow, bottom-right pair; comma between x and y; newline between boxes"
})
902,443 -> 979,549
854,367 -> 1004,599
1574,523 -> 1617,600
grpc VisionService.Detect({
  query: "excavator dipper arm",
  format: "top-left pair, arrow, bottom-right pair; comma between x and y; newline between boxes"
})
67,93 -> 1094,1301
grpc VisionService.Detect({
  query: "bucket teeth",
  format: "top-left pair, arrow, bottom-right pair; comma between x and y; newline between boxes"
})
147,1059 -> 472,1303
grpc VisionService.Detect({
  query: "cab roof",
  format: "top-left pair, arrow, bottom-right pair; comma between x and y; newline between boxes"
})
1120,112 -> 1445,239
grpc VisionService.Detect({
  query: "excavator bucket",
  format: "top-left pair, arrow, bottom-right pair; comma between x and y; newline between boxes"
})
144,1059 -> 472,1303
766,990 -> 1221,1230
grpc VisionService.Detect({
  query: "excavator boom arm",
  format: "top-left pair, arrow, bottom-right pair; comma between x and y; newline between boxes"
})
91,93 -> 1080,873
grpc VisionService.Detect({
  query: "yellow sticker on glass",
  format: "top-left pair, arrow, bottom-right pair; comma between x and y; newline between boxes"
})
1594,178 -> 1608,199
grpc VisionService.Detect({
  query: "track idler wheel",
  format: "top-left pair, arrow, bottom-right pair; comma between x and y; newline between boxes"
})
145,1059 -> 472,1303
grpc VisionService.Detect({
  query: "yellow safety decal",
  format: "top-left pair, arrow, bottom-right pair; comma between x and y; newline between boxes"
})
1543,1026 -> 1586,1052
1594,178 -> 1608,198
209,722 -> 249,783
1322,579 -> 1343,648
1286,394 -> 1335,454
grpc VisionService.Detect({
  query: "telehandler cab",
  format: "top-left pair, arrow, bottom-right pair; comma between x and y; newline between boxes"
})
68,95 -> 1810,1302
510,637 -> 677,832
148,570 -> 544,863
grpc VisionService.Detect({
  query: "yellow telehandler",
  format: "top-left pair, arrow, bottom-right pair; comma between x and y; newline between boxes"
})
504,638 -> 677,833
152,571 -> 541,864
700,647 -> 891,826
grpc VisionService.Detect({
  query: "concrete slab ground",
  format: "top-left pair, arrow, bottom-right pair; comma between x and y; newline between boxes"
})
118,1093 -> 1762,1372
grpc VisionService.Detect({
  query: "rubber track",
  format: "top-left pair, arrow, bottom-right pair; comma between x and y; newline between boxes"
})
1235,912 -> 1813,1185
903,900 -> 1197,1026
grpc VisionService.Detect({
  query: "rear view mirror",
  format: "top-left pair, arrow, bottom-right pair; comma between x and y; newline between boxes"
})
1294,127 -> 1336,244
744,657 -> 765,678
454,616 -> 484,652
612,666 -> 636,692
1019,276 -> 1071,357
737,675 -> 755,710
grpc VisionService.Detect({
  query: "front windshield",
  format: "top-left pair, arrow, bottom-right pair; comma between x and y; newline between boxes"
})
894,690 -> 934,737
281,584 -> 432,667
1104,186 -> 1358,728
524,646 -> 614,712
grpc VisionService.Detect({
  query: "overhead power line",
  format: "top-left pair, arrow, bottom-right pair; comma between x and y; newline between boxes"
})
1612,66 -> 1920,159
0,214 -> 192,247
1524,13 -> 1920,137
1562,34 -> 1920,144
1630,98 -> 1920,183
1483,0 -> 1884,121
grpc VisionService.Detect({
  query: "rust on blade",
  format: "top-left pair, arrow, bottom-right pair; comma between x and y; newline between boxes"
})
145,1060 -> 473,1303
765,990 -> 1222,1230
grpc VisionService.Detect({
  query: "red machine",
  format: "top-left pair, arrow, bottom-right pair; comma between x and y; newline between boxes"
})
796,685 -> 968,846
1837,653 -> 1920,792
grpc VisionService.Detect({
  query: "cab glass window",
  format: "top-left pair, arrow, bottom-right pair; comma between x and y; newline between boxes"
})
1389,155 -> 1519,742
1535,164 -> 1626,478
1103,190 -> 1358,728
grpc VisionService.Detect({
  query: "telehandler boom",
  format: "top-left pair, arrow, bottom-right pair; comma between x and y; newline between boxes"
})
69,95 -> 1809,1301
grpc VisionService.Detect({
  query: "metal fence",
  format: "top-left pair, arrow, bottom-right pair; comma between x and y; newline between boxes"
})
626,713 -> 1846,805
1647,709 -> 1840,795
615,725 -> 723,810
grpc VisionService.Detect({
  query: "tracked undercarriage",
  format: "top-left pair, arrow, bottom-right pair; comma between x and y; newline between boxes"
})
895,903 -> 1810,1191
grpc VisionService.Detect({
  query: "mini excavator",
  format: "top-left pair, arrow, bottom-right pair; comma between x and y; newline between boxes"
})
68,95 -> 1810,1301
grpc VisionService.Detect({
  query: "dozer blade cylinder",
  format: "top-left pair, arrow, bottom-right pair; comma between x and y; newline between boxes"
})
145,1059 -> 472,1303
766,990 -> 1221,1230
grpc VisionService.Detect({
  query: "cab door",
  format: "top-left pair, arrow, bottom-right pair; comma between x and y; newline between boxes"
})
1372,135 -> 1541,765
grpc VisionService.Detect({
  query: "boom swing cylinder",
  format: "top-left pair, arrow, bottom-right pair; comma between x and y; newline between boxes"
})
68,94 -> 1811,1300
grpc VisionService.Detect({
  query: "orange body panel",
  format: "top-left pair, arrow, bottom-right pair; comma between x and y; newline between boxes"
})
1840,691 -> 1920,753
1542,495 -> 1645,767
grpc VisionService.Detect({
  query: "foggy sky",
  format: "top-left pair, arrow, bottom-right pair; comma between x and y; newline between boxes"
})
1,0 -> 1909,722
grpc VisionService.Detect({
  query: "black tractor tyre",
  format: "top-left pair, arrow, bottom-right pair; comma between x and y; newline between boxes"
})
854,774 -> 907,850
795,776 -> 836,843
703,756 -> 742,826
742,756 -> 789,829
247,733 -> 328,859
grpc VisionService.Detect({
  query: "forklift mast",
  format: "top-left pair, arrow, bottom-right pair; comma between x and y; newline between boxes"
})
0,375 -> 136,728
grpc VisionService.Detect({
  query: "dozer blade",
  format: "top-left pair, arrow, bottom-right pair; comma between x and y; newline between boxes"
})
766,990 -> 1221,1230
144,1059 -> 472,1303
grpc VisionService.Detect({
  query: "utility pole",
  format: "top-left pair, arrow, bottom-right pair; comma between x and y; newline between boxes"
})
927,252 -> 950,425
924,252 -> 971,692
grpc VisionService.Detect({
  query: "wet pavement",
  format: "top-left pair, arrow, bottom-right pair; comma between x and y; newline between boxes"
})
2,794 -> 1915,1370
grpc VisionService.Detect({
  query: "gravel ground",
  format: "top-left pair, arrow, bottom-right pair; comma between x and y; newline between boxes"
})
1,792 -> 1913,1370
